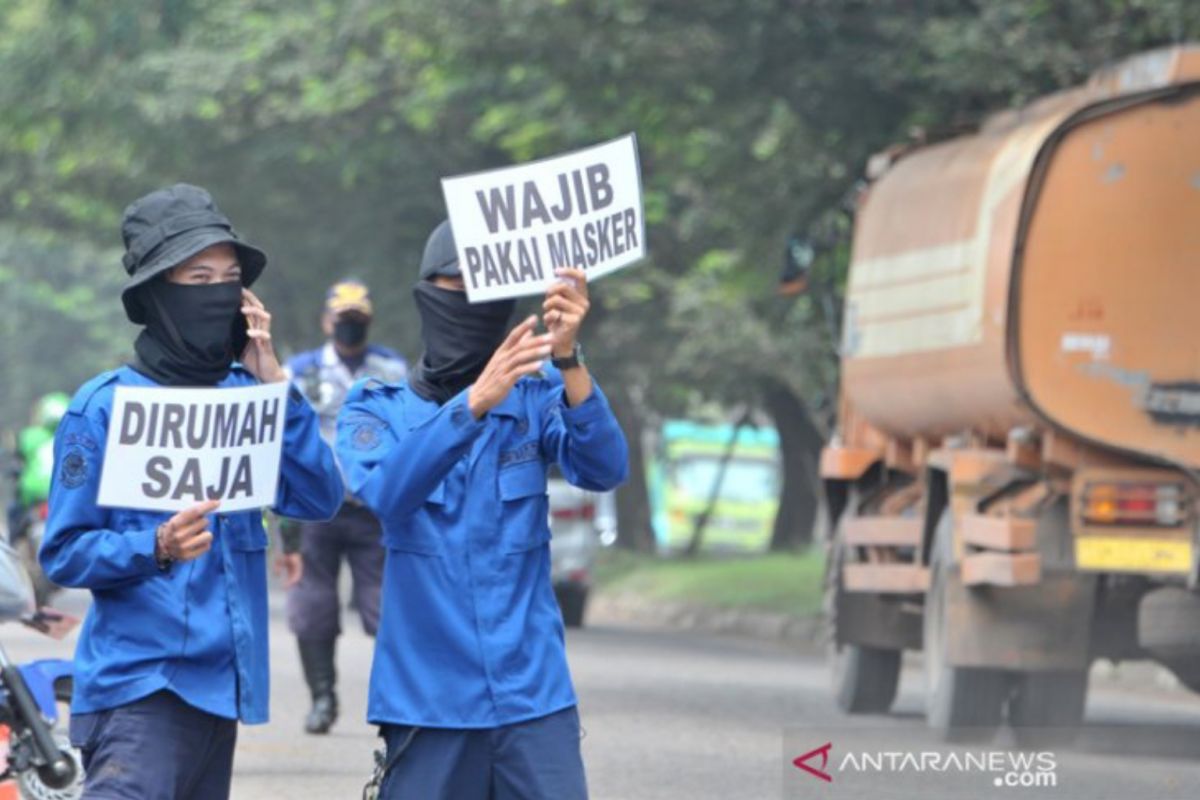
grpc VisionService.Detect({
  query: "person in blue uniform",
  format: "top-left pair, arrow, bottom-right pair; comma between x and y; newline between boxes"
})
40,183 -> 344,800
280,279 -> 407,734
338,220 -> 628,800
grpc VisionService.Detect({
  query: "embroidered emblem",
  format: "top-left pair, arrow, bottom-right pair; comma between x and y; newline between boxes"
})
59,448 -> 88,489
351,422 -> 383,451
500,441 -> 539,467
63,432 -> 98,451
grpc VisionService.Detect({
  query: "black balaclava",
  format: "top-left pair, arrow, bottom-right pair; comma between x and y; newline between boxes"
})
408,282 -> 515,405
133,279 -> 248,386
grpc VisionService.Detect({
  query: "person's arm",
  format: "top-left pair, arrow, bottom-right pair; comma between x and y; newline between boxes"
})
537,265 -> 628,489
539,379 -> 629,492
235,294 -> 343,521
273,386 -> 344,521
38,411 -> 210,589
337,385 -> 485,522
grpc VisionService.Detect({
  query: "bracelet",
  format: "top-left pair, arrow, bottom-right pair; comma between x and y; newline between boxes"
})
154,524 -> 174,571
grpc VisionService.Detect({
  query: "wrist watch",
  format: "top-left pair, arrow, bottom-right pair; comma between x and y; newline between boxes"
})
551,343 -> 584,371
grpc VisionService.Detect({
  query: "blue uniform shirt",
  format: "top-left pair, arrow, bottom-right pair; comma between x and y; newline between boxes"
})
337,372 -> 628,728
40,364 -> 343,724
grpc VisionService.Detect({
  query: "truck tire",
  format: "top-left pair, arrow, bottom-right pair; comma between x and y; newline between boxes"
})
924,510 -> 1009,740
1159,657 -> 1200,693
825,502 -> 901,714
1008,669 -> 1087,747
1138,586 -> 1200,657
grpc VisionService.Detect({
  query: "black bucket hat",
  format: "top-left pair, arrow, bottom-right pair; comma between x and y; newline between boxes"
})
120,183 -> 267,324
418,219 -> 461,281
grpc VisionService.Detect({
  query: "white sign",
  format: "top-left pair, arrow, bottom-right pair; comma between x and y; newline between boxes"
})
441,133 -> 646,303
97,382 -> 289,513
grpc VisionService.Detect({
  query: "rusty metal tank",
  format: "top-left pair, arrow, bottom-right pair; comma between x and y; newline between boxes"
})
840,45 -> 1200,468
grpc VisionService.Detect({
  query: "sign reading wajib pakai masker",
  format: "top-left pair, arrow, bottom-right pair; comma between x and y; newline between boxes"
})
97,382 -> 289,513
441,133 -> 646,303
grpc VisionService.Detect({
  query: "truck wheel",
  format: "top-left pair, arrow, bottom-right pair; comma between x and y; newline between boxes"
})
924,510 -> 1009,740
1008,670 -> 1087,747
825,504 -> 901,714
1138,586 -> 1200,655
1159,657 -> 1200,693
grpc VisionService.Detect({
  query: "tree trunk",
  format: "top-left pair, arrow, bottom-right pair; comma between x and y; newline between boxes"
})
607,383 -> 657,553
759,376 -> 825,551
684,409 -> 753,558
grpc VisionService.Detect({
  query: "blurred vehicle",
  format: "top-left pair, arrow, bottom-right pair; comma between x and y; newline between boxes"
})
548,479 -> 603,628
648,420 -> 780,554
814,45 -> 1200,745
0,540 -> 80,799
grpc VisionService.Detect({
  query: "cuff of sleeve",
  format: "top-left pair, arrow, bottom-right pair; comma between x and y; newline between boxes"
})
559,381 -> 610,426
279,520 -> 302,554
448,388 -> 487,431
132,526 -> 164,575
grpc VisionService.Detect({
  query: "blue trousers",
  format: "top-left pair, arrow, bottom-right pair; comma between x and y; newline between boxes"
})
69,691 -> 238,800
379,706 -> 588,800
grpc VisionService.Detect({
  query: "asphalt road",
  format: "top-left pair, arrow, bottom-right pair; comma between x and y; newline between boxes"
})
8,589 -> 1200,800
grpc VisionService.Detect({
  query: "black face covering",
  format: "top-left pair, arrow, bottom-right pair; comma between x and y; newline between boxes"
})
132,279 -> 247,386
333,317 -> 370,348
408,282 -> 515,404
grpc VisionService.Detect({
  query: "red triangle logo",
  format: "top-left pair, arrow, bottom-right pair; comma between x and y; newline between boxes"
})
793,742 -> 833,783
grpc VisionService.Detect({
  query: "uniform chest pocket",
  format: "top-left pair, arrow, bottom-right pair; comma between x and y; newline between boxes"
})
385,482 -> 446,556
499,463 -> 551,553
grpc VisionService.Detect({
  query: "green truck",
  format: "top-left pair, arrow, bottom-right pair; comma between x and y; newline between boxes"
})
649,420 -> 781,554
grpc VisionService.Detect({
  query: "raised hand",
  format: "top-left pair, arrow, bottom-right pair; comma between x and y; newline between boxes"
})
240,288 -> 287,383
542,267 -> 590,357
155,499 -> 220,564
467,316 -> 553,418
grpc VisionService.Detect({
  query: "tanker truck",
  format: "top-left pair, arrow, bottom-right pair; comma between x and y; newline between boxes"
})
818,45 -> 1200,742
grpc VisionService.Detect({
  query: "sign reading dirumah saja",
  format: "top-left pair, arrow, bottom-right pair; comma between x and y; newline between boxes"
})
97,382 -> 289,513
441,133 -> 646,303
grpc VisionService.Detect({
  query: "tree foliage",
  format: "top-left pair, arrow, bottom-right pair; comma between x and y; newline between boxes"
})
0,0 -> 1195,545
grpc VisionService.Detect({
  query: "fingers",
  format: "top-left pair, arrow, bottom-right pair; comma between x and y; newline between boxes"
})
171,499 -> 221,527
552,267 -> 589,299
542,295 -> 586,318
499,315 -> 539,351
286,557 -> 303,588
506,333 -> 553,367
241,304 -> 272,333
177,530 -> 213,560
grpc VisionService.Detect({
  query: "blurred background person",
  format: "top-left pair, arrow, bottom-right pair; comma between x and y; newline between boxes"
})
279,279 -> 408,735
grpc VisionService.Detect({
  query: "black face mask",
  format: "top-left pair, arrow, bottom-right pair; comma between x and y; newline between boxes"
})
408,282 -> 515,404
333,317 -> 370,348
132,280 -> 247,386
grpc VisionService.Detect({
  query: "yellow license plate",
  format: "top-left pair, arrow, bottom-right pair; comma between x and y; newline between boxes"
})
1075,536 -> 1193,573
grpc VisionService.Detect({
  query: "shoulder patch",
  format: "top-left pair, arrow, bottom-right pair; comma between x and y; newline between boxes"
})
58,447 -> 90,489
67,370 -> 121,416
348,418 -> 386,451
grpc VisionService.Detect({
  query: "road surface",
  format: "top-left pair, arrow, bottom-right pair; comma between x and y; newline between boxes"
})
7,588 -> 1200,799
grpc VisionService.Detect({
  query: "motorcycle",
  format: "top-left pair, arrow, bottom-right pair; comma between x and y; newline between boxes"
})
0,540 -> 80,799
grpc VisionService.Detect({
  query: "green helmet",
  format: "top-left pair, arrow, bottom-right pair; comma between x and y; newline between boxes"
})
32,392 -> 70,431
